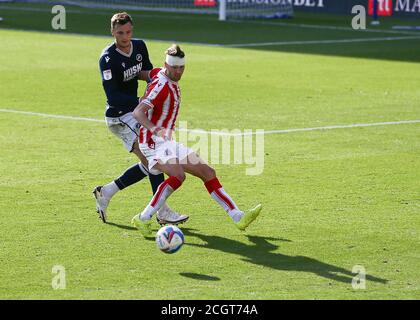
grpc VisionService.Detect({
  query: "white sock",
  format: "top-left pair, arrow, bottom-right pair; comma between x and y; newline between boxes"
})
141,202 -> 167,221
140,205 -> 155,221
229,209 -> 243,223
140,180 -> 176,220
101,181 -> 120,199
210,187 -> 239,213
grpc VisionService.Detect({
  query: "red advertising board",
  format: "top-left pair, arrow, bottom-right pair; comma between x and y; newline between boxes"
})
368,0 -> 393,16
194,0 -> 216,7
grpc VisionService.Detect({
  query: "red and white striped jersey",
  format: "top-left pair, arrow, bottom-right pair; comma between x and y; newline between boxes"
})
138,68 -> 181,144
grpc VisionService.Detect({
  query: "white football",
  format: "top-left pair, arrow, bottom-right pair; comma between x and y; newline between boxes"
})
155,225 -> 184,254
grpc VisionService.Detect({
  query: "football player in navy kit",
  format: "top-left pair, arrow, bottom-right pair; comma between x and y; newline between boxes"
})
93,12 -> 188,225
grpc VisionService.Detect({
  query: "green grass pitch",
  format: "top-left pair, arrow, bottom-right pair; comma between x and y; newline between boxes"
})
0,4 -> 419,299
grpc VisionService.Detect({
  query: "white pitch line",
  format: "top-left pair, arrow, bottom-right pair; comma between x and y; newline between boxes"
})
0,108 -> 104,123
1,108 -> 419,136
228,19 -> 420,36
2,27 -> 418,48
242,120 -> 420,136
226,35 -> 420,47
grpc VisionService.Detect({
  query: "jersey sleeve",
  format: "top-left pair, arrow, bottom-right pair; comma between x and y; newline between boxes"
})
99,55 -> 139,108
148,68 -> 162,80
142,81 -> 169,109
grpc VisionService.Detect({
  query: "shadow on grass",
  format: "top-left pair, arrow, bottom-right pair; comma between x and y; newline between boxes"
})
182,228 -> 388,285
179,273 -> 221,281
105,221 -> 137,231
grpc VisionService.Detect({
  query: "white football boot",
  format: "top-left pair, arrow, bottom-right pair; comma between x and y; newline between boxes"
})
92,186 -> 110,223
157,204 -> 189,225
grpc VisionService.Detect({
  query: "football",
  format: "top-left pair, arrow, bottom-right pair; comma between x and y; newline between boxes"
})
155,225 -> 184,254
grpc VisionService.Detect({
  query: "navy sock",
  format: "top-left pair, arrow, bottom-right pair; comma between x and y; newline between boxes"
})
114,163 -> 147,190
148,172 -> 165,194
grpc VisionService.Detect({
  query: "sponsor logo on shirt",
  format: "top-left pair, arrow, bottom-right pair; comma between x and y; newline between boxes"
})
123,63 -> 143,81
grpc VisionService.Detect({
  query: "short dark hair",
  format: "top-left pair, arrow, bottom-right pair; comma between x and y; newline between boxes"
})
111,12 -> 133,30
165,44 -> 185,58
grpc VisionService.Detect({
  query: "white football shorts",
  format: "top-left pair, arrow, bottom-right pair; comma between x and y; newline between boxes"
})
105,112 -> 140,152
139,137 -> 194,174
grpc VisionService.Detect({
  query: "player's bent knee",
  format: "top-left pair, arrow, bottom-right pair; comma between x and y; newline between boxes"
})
166,165 -> 186,183
174,172 -> 186,183
203,166 -> 216,181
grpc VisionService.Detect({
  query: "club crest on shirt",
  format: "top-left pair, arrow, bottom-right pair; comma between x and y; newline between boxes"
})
136,54 -> 143,62
103,69 -> 112,80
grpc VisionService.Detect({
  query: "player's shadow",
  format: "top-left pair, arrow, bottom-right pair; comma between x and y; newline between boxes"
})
105,221 -> 137,231
182,228 -> 388,285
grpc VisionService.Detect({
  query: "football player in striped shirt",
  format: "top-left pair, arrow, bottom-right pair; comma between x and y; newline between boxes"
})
131,44 -> 262,236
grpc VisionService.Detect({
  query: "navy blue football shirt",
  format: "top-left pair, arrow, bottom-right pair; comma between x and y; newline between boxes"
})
99,39 -> 153,117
